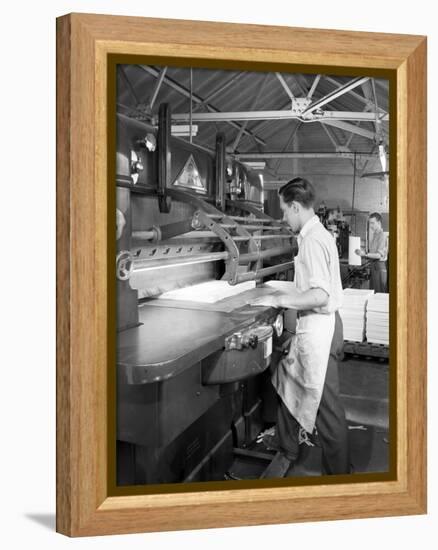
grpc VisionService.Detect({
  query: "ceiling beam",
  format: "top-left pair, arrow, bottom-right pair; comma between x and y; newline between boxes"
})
138,65 -> 266,146
320,123 -> 341,149
343,104 -> 378,150
271,121 -> 302,176
173,136 -> 215,155
118,66 -> 140,106
240,74 -> 386,145
234,152 -> 378,160
307,75 -> 321,100
193,72 -> 243,109
275,73 -> 295,100
263,179 -> 375,191
167,109 -> 388,123
230,74 -> 270,152
291,74 -> 308,97
371,78 -> 384,143
324,75 -> 388,115
302,77 -> 370,115
149,67 -> 167,110
245,101 -> 290,129
117,102 -> 153,120
321,119 -> 376,140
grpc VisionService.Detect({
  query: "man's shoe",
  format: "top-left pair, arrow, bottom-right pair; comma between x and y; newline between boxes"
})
256,426 -> 275,443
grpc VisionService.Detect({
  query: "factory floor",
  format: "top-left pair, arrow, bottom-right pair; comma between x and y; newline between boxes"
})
228,356 -> 389,479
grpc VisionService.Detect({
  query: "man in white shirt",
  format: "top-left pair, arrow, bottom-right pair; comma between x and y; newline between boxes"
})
253,178 -> 350,475
355,212 -> 388,292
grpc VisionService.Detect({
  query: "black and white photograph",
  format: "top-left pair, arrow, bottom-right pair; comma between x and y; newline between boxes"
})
115,64 -> 390,487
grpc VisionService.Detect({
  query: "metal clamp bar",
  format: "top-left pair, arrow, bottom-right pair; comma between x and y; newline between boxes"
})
227,224 -> 285,231
208,213 -> 283,225
232,235 -> 293,241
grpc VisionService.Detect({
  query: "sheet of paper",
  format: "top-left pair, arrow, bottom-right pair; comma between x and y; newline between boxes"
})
157,280 -> 256,303
264,280 -> 296,292
348,236 -> 362,266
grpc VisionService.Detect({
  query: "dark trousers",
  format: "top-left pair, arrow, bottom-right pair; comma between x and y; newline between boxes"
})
370,260 -> 387,293
276,311 -> 351,475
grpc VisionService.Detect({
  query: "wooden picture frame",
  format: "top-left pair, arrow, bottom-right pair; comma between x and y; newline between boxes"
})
56,13 -> 427,536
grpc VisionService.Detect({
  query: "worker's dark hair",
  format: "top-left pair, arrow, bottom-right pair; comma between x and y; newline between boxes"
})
369,212 -> 382,223
278,177 -> 315,208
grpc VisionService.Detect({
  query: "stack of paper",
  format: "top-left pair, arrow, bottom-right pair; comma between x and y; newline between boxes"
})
366,293 -> 389,345
339,288 -> 375,342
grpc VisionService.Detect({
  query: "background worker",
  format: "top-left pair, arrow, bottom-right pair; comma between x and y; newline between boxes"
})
355,212 -> 388,293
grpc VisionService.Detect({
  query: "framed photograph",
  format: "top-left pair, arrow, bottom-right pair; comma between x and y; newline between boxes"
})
56,13 -> 427,536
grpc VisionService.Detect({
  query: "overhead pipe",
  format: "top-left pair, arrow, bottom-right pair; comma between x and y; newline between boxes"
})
233,262 -> 295,284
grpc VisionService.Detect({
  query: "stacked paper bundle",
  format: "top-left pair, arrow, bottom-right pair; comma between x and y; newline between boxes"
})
339,288 -> 375,342
366,293 -> 389,345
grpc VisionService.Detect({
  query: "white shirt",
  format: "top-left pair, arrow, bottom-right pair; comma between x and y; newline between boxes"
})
294,215 -> 343,314
369,227 -> 388,262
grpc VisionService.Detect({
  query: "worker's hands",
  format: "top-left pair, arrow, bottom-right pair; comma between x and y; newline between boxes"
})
355,248 -> 366,257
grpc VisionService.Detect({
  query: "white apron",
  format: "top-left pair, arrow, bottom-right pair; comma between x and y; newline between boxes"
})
271,311 -> 335,433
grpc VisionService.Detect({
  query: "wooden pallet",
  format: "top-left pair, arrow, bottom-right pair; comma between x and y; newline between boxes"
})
343,340 -> 389,360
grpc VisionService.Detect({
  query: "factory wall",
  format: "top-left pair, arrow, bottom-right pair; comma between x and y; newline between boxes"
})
308,175 -> 388,213
301,157 -> 388,212
265,156 -> 389,239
